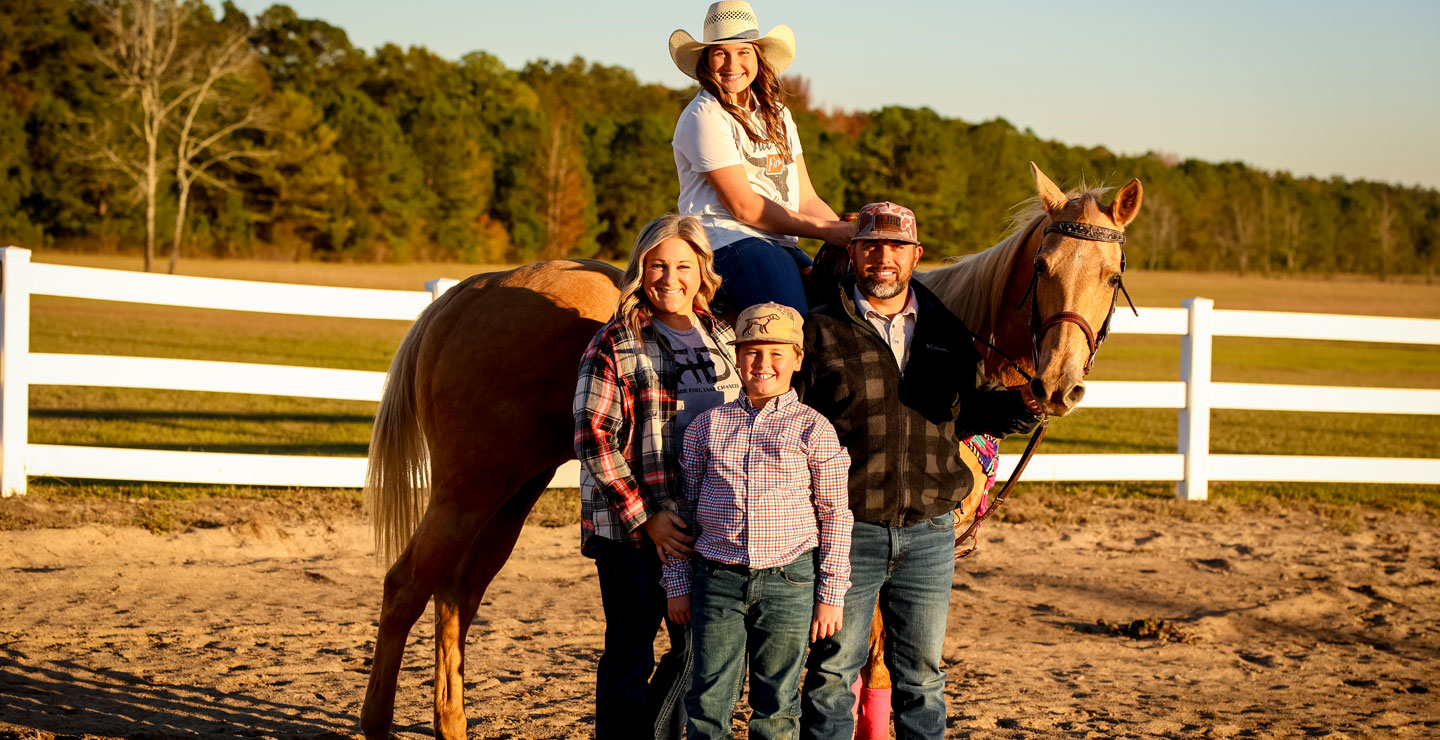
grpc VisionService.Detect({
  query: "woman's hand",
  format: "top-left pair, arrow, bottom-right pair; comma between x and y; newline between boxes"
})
642,510 -> 695,563
811,602 -> 844,642
667,595 -> 691,625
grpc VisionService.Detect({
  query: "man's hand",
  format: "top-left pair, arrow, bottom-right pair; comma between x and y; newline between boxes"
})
642,510 -> 695,563
1001,386 -> 1043,436
823,219 -> 858,247
811,602 -> 844,642
1018,382 -> 1044,416
667,595 -> 691,625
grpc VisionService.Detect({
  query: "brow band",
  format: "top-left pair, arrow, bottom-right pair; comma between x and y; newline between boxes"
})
1043,221 -> 1126,245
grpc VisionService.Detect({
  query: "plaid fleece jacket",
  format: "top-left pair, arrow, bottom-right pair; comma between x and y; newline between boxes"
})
573,311 -> 735,555
796,277 -> 1039,526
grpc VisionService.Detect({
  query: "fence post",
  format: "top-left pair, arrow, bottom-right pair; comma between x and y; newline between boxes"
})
0,247 -> 31,497
1177,297 -> 1213,500
426,278 -> 459,302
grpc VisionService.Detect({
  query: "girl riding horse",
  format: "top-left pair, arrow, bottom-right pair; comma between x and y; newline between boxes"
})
669,1 -> 854,313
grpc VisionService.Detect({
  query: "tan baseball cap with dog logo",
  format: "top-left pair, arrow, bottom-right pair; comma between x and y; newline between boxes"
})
730,302 -> 804,347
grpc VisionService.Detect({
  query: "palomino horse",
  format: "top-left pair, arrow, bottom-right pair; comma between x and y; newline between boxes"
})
358,163 -> 1141,739
845,163 -> 1142,737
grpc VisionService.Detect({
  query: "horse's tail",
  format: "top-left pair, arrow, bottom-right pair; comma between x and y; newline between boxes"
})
365,285 -> 460,564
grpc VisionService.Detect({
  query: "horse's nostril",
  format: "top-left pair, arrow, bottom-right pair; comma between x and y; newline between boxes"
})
1064,383 -> 1086,407
1029,377 -> 1046,403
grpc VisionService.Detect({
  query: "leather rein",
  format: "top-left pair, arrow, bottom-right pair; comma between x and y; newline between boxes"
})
955,219 -> 1136,557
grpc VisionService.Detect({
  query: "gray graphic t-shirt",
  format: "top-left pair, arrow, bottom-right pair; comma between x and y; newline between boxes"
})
654,319 -> 741,438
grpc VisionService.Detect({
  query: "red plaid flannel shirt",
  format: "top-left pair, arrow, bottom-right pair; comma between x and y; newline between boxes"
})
573,311 -> 734,555
662,389 -> 853,606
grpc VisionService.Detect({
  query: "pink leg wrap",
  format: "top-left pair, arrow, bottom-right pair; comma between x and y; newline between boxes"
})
850,676 -> 891,740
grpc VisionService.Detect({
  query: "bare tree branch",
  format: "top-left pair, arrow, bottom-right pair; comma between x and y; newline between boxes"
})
77,0 -> 274,272
82,0 -> 197,271
168,24 -> 274,272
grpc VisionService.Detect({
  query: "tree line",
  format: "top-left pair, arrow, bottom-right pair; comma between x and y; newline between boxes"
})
3,0 -> 1437,276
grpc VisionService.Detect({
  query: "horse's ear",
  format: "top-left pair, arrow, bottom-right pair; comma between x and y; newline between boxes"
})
1110,178 -> 1143,227
1030,162 -> 1067,214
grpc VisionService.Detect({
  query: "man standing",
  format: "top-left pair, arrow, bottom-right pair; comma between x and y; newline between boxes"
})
796,202 -> 1040,739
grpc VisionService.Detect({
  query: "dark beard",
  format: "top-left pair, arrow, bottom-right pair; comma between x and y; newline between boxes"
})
858,273 -> 906,300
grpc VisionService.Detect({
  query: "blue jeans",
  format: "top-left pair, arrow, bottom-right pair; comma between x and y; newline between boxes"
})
592,538 -> 691,740
712,237 -> 814,313
800,512 -> 956,740
687,552 -> 816,740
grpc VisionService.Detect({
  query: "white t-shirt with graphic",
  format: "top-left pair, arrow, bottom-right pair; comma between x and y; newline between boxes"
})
652,318 -> 742,438
673,89 -> 804,250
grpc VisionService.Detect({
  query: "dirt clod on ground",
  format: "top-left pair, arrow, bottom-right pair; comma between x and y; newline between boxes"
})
1096,617 -> 1195,644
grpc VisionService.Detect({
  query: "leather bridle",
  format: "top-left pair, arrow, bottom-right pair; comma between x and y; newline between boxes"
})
1015,220 -> 1137,377
956,217 -> 1139,559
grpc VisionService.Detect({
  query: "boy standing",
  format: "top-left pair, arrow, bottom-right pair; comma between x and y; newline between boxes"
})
662,302 -> 853,740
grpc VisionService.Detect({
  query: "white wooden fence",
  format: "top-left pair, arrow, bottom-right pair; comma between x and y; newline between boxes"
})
2,246 -> 1437,500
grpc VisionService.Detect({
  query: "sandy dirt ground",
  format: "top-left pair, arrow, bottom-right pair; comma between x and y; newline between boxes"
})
1,496 -> 1437,740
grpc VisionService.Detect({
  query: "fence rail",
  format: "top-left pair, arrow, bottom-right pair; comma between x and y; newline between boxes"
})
31,262 -> 434,320
3,246 -> 1437,499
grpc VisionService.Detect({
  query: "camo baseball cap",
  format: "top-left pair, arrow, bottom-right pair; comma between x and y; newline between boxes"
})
729,302 -> 804,347
852,201 -> 920,245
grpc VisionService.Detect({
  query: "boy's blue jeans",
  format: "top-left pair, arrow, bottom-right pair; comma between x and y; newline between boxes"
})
800,512 -> 956,740
686,551 -> 817,740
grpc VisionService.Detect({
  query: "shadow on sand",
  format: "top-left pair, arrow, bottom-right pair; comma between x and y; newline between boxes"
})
0,650 -> 359,739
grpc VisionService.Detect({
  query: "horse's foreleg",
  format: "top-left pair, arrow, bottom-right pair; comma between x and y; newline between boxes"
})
432,468 -> 555,740
860,607 -> 890,689
852,607 -> 892,740
361,496 -> 495,740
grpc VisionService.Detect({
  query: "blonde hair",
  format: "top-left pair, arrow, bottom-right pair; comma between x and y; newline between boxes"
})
615,214 -> 722,340
695,43 -> 791,162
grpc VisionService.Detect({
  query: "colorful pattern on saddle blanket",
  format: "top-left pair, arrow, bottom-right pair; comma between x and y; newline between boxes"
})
958,433 -> 1000,520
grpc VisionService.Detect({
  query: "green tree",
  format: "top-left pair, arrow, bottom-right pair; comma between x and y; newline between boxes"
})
325,89 -> 432,260
584,113 -> 675,259
0,107 -> 41,244
248,4 -> 367,97
6,3 -> 1439,274
252,89 -> 348,255
847,106 -> 969,255
408,92 -> 494,261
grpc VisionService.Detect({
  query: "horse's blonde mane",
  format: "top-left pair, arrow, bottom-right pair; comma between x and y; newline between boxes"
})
920,185 -> 1113,339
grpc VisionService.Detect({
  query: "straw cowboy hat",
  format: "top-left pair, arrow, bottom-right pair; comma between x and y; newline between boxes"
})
668,1 -> 796,80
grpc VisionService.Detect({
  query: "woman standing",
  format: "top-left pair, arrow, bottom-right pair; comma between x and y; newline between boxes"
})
573,214 -> 742,739
668,1 -> 854,313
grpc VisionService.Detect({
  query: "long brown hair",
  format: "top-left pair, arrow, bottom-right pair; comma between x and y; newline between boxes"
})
694,43 -> 791,162
615,214 -> 722,343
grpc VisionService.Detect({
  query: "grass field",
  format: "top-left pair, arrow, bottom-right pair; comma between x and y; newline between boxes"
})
23,251 -> 1440,513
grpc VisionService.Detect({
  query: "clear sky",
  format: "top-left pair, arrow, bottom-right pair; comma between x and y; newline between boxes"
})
229,0 -> 1440,190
